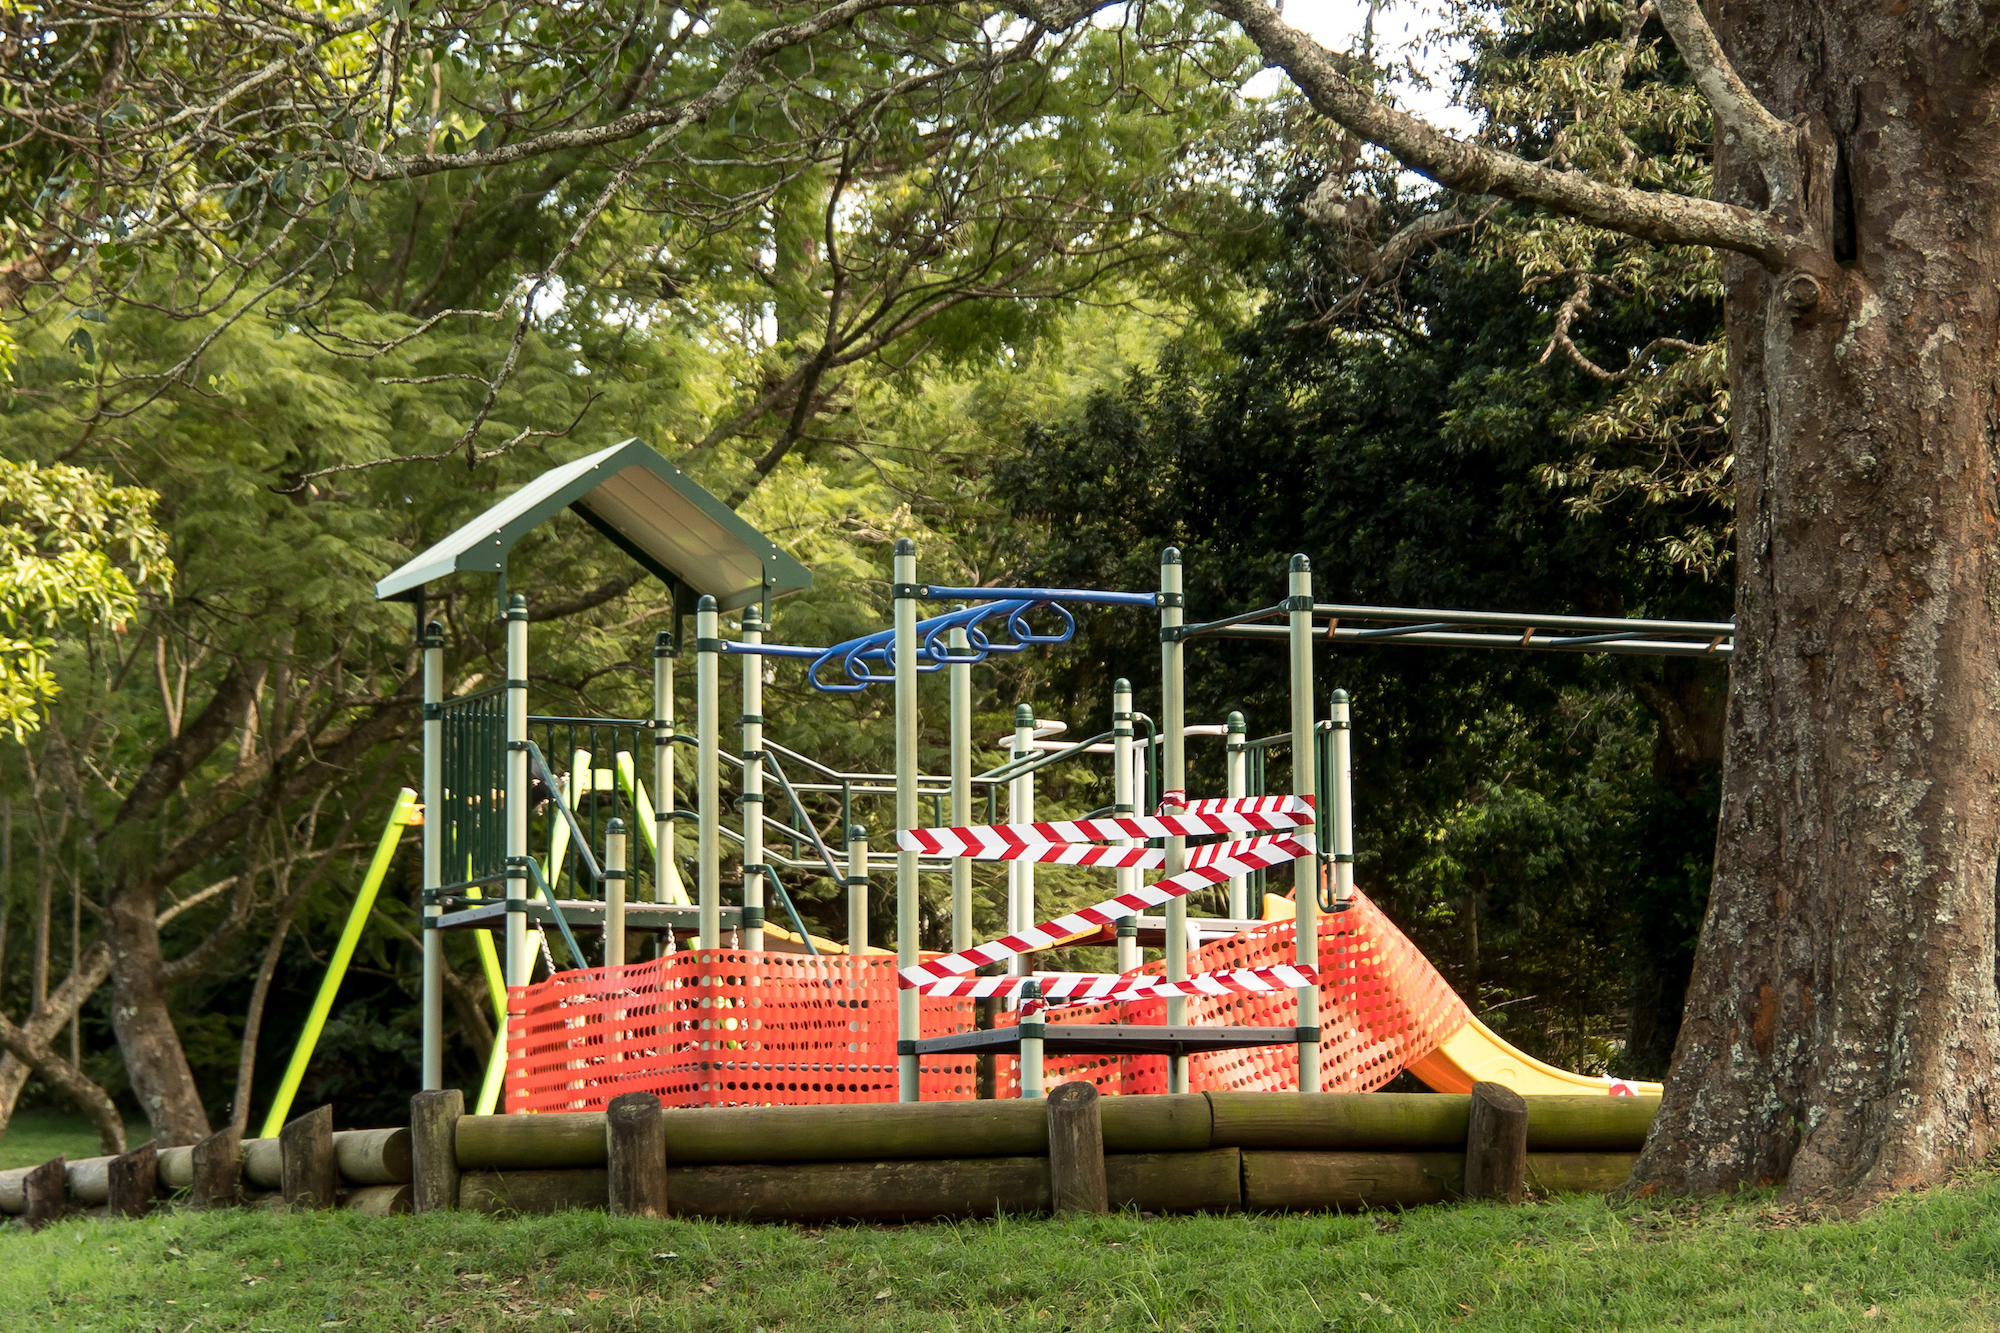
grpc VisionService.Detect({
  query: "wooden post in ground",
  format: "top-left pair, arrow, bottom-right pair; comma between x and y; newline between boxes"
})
280,1105 -> 338,1210
190,1127 -> 242,1209
606,1091 -> 669,1217
107,1141 -> 158,1219
1047,1081 -> 1108,1215
24,1156 -> 68,1230
410,1088 -> 463,1213
1464,1080 -> 1529,1202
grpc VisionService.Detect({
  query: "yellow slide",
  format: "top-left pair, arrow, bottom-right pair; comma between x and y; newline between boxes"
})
1260,892 -> 1660,1097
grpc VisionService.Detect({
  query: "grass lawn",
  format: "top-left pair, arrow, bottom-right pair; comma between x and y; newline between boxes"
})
4,1163 -> 2000,1332
0,1108 -> 144,1171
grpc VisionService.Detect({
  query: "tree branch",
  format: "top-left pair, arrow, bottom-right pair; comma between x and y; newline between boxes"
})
1209,0 -> 1802,271
357,0 -> 905,182
1650,0 -> 1799,207
0,1011 -> 124,1154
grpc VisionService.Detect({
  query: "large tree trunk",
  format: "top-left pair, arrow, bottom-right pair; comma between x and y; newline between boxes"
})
105,882 -> 211,1146
1631,3 -> 2000,1205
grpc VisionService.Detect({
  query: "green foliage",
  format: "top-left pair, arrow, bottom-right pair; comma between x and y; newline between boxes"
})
0,459 -> 170,737
1457,1 -> 1732,577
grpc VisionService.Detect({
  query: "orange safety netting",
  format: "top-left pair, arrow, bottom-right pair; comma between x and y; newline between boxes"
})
505,950 -> 977,1112
504,890 -> 1469,1111
994,889 -> 1471,1096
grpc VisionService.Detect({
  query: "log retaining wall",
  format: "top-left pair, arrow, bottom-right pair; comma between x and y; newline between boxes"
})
1,1086 -> 1657,1227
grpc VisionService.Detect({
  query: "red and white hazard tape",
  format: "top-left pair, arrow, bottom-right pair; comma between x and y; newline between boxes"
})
898,795 -> 1313,859
914,963 -> 1319,1002
897,832 -> 1313,988
898,833 -> 1297,873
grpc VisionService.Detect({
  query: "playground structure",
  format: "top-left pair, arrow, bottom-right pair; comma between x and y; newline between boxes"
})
343,438 -> 1732,1117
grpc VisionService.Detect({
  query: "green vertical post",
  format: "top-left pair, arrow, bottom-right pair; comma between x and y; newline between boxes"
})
1159,548 -> 1188,1092
261,788 -> 419,1137
696,596 -> 721,950
421,622 -> 445,1090
1289,554 -> 1321,1092
894,540 -> 920,1101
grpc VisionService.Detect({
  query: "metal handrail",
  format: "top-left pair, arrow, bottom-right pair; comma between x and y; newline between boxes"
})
515,740 -> 606,884
976,728 -> 1117,784
508,856 -> 590,969
761,749 -> 848,886
752,864 -> 819,956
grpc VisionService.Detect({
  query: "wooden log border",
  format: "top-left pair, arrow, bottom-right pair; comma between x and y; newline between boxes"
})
0,1090 -> 1659,1222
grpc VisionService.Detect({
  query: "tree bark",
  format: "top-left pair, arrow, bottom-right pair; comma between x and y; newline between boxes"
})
104,879 -> 211,1147
0,939 -> 112,1134
0,1010 -> 126,1154
1631,3 -> 2000,1207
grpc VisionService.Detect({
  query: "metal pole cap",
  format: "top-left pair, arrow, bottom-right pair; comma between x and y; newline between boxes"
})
1014,703 -> 1035,727
506,592 -> 528,617
1290,553 -> 1311,573
696,594 -> 718,613
894,537 -> 915,556
846,824 -> 868,843
1226,711 -> 1246,732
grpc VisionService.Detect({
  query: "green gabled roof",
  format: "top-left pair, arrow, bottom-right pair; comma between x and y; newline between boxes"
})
374,439 -> 810,611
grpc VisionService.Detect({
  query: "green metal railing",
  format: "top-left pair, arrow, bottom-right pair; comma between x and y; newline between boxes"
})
440,685 -> 507,891
530,715 -> 651,901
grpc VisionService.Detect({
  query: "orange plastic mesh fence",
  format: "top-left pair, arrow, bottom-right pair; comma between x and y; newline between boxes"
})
505,890 -> 1468,1110
997,889 -> 1472,1097
506,950 -> 975,1112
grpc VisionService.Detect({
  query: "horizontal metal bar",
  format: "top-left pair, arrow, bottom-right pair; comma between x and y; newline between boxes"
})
1215,624 -> 1733,657
976,729 -> 1117,782
762,741 -> 1001,789
1312,602 -> 1733,636
1344,621 -> 1454,641
713,642 -> 829,659
916,585 -> 1159,608
529,715 -> 651,728
1177,602 -> 1289,639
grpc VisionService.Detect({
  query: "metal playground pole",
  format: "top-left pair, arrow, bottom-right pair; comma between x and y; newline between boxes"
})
421,621 -> 444,1090
1113,679 -> 1139,975
893,540 -> 920,1101
950,619 -> 973,955
1289,555 -> 1321,1092
846,824 -> 868,954
653,630 -> 674,918
740,605 -> 765,953
1159,548 -> 1189,1094
1009,703 -> 1035,986
1331,689 -> 1355,907
504,594 -> 530,994
696,596 -> 721,950
1226,710 -> 1248,920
